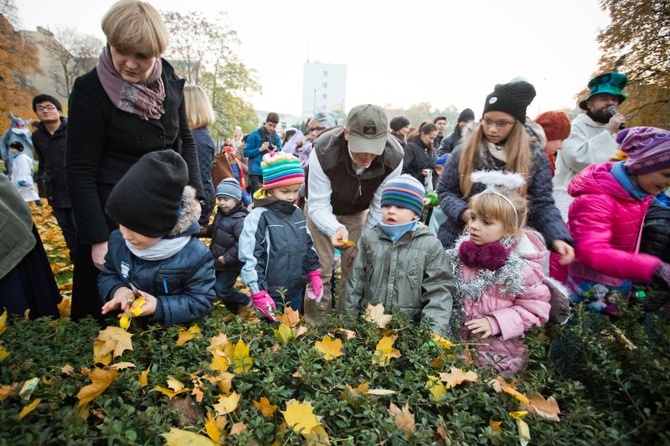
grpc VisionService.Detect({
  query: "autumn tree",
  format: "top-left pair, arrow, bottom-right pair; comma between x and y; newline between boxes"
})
0,14 -> 40,133
161,10 -> 260,141
596,0 -> 670,129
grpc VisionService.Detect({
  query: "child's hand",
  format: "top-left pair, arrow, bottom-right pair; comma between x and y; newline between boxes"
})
552,240 -> 575,265
217,255 -> 225,265
461,209 -> 474,224
102,287 -> 134,315
465,318 -> 493,339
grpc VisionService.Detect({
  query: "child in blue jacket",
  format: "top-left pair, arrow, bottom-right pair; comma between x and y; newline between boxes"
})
99,150 -> 216,326
239,152 -> 321,320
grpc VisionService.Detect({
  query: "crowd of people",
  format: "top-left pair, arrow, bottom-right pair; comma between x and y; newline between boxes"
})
1,0 -> 669,377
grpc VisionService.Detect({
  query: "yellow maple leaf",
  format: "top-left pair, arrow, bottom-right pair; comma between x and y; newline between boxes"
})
161,428 -> 217,446
207,333 -> 230,353
489,376 -> 530,405
281,399 -> 321,436
275,306 -> 300,328
0,309 -> 6,335
139,368 -> 149,388
176,324 -> 201,346
254,396 -> 278,418
76,368 -> 119,408
372,335 -> 401,366
315,335 -> 343,361
153,376 -> 189,399
204,412 -> 224,443
439,367 -> 478,389
231,340 -> 253,373
344,382 -> 369,398
94,327 -> 133,361
425,376 -> 447,402
304,425 -> 331,445
18,398 -> 41,420
215,372 -> 235,395
364,304 -> 392,328
213,392 -> 240,416
210,350 -> 230,373
274,323 -> 294,344
523,394 -> 561,422
0,343 -> 9,362
387,402 -> 415,436
489,419 -> 503,433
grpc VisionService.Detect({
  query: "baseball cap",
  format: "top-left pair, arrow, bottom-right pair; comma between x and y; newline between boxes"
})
346,104 -> 388,155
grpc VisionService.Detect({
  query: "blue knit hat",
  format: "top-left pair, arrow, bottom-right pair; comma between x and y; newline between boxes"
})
381,174 -> 425,217
216,178 -> 242,201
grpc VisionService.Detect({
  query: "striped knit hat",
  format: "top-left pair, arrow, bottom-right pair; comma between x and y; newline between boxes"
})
261,151 -> 304,189
381,174 -> 425,217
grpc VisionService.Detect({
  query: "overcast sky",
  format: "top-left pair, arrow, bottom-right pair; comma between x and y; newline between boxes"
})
14,0 -> 610,118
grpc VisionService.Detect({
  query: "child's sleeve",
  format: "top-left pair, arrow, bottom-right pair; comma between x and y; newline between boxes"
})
238,208 -> 267,293
222,216 -> 245,266
486,266 -> 551,340
153,246 -> 216,326
420,243 -> 455,337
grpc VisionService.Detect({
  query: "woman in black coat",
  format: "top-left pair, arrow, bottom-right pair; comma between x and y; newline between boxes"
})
402,122 -> 439,190
66,0 -> 203,321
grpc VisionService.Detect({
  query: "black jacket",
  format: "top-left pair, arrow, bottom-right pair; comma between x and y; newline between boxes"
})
32,117 -> 70,207
66,59 -> 204,245
205,205 -> 248,272
640,200 -> 670,263
403,135 -> 437,187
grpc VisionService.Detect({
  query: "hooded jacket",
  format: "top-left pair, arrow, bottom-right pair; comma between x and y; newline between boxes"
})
567,161 -> 661,285
446,231 -> 551,375
342,223 -> 454,336
205,204 -> 248,272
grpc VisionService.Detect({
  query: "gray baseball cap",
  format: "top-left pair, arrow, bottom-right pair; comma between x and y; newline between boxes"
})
346,104 -> 388,155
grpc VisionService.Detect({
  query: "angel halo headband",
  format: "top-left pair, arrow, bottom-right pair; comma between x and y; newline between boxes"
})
470,170 -> 525,228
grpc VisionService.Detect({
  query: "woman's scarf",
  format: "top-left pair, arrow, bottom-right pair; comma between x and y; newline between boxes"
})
96,45 -> 166,120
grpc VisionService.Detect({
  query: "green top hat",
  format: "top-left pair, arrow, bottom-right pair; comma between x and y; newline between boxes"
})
579,71 -> 628,110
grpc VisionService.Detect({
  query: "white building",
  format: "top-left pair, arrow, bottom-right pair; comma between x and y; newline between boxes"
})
302,61 -> 346,119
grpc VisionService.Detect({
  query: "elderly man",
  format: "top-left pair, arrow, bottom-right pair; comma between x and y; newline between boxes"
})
554,71 -> 628,188
304,104 -> 403,324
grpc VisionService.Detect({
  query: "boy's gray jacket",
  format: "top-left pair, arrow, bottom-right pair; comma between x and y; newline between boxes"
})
342,224 -> 454,336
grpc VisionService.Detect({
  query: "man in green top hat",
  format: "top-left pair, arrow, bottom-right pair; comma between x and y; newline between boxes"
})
554,71 -> 629,188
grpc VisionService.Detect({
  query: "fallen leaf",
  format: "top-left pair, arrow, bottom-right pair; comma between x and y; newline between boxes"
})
231,340 -> 252,373
430,333 -> 453,349
153,376 -> 189,399
334,328 -> 356,340
57,298 -> 71,318
207,333 -> 230,353
94,327 -> 133,361
61,364 -> 74,375
489,419 -> 503,433
77,368 -> 119,408
18,398 -> 41,420
372,335 -> 401,366
304,424 -> 331,445
204,412 -> 225,443
613,326 -> 637,350
110,362 -> 135,370
19,378 -> 39,400
0,309 -> 6,335
364,304 -> 392,328
0,384 -> 17,401
509,410 -> 528,420
516,417 -> 531,446
215,372 -> 235,395
367,388 -> 397,396
344,382 -> 369,397
387,402 -> 415,436
191,386 -> 204,403
489,376 -> 530,405
213,392 -> 240,415
282,400 -> 321,436
0,344 -> 9,362
139,368 -> 149,387
230,422 -> 247,435
274,323 -> 293,344
439,367 -> 478,389
276,307 -> 300,328
176,329 -> 198,346
315,335 -> 343,361
425,376 -> 447,402
524,394 -> 561,422
254,396 -> 278,417
161,428 -> 216,446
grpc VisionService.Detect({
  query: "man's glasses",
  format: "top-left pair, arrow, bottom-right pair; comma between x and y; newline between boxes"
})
481,118 -> 515,128
36,105 -> 57,112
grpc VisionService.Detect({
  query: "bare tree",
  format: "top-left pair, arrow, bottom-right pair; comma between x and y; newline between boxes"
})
48,27 -> 102,97
0,0 -> 19,27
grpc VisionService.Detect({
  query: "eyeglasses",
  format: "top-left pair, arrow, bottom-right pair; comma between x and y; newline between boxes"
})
36,105 -> 57,112
481,118 -> 516,128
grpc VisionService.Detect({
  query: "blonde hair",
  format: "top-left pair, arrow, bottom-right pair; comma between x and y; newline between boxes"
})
458,121 -> 531,197
102,0 -> 168,57
183,85 -> 215,129
468,188 -> 528,235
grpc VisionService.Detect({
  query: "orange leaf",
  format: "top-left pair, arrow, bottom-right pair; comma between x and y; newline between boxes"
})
387,402 -> 415,436
489,419 -> 503,433
18,398 -> 41,420
139,368 -> 149,388
176,324 -> 201,346
524,394 -> 561,422
61,364 -> 74,375
439,367 -> 478,389
229,422 -> 247,435
76,368 -> 119,408
372,335 -> 401,366
315,335 -> 343,361
276,307 -> 300,328
344,382 -> 369,397
0,383 -> 17,401
57,298 -> 71,318
364,304 -> 392,328
489,376 -> 530,405
254,396 -> 278,417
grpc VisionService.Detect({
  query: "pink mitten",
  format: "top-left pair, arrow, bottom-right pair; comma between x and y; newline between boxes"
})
251,290 -> 276,321
308,270 -> 323,301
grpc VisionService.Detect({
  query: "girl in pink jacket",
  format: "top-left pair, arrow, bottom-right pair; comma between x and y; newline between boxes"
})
446,171 -> 552,376
567,127 -> 670,312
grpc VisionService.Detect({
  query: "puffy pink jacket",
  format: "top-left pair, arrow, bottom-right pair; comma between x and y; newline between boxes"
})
459,232 -> 551,375
567,162 -> 660,285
